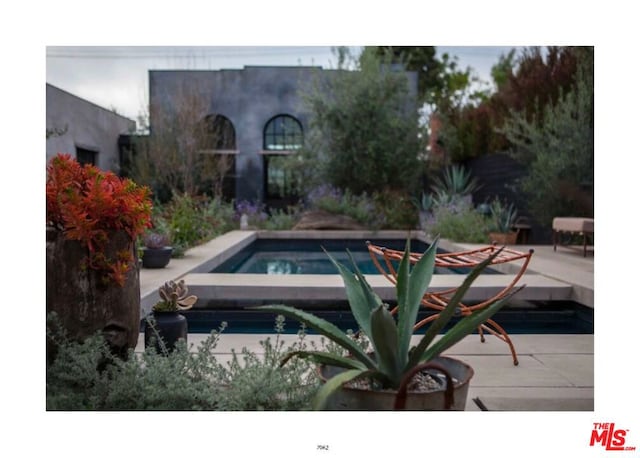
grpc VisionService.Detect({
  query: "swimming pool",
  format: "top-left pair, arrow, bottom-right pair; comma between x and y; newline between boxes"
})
178,299 -> 594,335
210,238 -> 498,275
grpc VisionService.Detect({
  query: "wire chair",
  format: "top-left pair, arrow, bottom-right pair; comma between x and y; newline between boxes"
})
367,242 -> 534,366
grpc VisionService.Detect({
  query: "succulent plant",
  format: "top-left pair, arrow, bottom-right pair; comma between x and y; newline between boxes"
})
255,237 -> 520,410
143,232 -> 170,249
153,279 -> 198,312
489,198 -> 518,233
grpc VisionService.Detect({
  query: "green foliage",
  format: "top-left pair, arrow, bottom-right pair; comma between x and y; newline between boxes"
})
431,164 -> 482,197
46,313 -> 321,411
491,49 -> 517,91
488,198 -> 518,233
373,190 -> 418,230
428,203 -> 491,243
499,48 -> 593,226
254,238 -> 514,409
154,193 -> 235,256
298,47 -> 424,196
212,316 -> 320,410
306,185 -> 384,229
261,206 -> 302,231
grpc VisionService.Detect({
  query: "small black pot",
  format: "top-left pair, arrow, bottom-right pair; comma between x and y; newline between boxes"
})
144,311 -> 187,353
141,246 -> 173,268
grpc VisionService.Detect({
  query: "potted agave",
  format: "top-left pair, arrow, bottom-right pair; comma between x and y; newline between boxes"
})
255,237 -> 519,410
140,232 -> 173,268
144,279 -> 198,354
488,198 -> 518,245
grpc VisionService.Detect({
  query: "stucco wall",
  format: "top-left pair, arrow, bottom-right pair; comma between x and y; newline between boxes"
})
46,84 -> 136,172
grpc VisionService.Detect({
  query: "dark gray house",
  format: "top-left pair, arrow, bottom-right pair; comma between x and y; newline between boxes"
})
46,83 -> 136,172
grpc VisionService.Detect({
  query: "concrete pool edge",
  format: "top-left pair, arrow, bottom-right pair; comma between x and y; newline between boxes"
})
139,230 -> 587,312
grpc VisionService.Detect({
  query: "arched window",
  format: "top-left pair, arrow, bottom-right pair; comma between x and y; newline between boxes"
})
198,114 -> 237,200
262,115 -> 303,202
202,114 -> 236,150
263,114 -> 303,151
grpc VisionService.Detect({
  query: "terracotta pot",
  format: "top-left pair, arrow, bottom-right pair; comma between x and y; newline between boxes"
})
318,356 -> 474,411
489,231 -> 518,245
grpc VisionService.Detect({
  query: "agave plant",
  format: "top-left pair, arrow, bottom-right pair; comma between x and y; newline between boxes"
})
489,198 -> 518,233
431,164 -> 482,198
153,279 -> 198,312
254,237 -> 519,410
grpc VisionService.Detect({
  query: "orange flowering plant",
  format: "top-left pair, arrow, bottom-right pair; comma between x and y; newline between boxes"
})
46,154 -> 153,286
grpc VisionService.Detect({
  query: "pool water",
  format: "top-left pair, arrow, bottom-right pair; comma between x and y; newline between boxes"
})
211,238 -> 497,275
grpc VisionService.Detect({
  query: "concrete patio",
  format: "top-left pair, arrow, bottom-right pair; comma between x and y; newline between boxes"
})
138,231 -> 594,411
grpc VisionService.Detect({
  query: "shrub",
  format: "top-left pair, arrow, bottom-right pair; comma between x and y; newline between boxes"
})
305,185 -> 384,229
46,313 -> 321,411
261,206 -> 302,230
298,48 -> 424,197
153,194 -> 235,256
428,200 -> 491,243
373,189 -> 418,230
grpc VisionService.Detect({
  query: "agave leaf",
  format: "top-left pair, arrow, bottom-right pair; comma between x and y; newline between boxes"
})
345,249 -> 384,312
323,248 -> 379,338
312,368 -> 370,411
251,304 -> 376,370
397,237 -> 439,368
369,304 -> 401,386
421,287 -> 523,362
280,350 -> 367,371
406,247 -> 503,370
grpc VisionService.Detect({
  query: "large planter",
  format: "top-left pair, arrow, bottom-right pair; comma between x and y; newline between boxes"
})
144,311 -> 188,353
318,356 -> 474,411
46,227 -> 140,361
489,231 -> 518,245
141,246 -> 173,268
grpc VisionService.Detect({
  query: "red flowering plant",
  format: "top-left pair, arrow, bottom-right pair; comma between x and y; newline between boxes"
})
46,154 -> 153,286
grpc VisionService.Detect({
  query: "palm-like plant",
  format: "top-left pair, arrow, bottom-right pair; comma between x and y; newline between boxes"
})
255,237 -> 519,410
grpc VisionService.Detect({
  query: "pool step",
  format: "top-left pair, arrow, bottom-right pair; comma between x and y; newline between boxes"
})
177,273 -> 572,304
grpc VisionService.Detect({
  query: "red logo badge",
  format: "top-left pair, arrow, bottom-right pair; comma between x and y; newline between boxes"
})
590,423 -> 636,451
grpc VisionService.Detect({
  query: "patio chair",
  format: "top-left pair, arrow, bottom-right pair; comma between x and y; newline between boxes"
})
367,242 -> 534,366
552,217 -> 594,257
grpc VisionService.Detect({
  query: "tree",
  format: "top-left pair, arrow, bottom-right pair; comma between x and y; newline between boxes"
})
372,46 -> 487,111
499,47 -> 593,226
436,46 -> 586,163
296,47 -> 424,196
128,81 -> 234,201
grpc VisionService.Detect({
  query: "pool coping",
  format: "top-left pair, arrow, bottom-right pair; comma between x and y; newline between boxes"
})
140,230 -> 586,314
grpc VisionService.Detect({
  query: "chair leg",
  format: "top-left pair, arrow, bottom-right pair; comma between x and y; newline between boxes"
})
479,319 -> 519,366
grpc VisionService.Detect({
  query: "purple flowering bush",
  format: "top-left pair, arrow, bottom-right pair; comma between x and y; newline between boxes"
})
305,185 -> 386,229
235,200 -> 268,226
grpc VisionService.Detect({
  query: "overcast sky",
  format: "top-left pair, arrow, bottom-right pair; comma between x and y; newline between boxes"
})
46,46 -> 519,121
